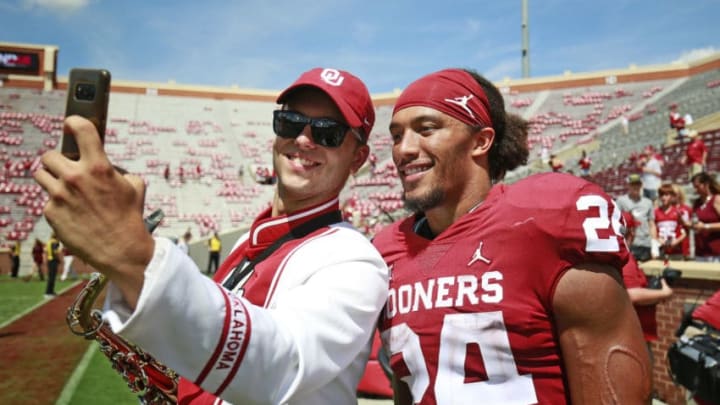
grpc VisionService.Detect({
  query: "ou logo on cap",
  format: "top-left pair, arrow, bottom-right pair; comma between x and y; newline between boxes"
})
320,68 -> 344,86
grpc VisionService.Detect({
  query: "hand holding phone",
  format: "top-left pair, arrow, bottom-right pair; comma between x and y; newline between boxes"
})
62,68 -> 111,160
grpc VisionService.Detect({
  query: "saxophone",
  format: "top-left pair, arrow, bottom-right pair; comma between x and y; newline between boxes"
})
66,209 -> 179,404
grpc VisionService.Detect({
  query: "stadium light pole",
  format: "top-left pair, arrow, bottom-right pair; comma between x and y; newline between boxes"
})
521,0 -> 530,78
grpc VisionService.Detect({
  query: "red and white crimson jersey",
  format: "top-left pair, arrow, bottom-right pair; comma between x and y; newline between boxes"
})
374,173 -> 629,405
103,198 -> 388,405
655,205 -> 684,242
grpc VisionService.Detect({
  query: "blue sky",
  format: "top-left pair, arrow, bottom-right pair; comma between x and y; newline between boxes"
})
1,0 -> 718,94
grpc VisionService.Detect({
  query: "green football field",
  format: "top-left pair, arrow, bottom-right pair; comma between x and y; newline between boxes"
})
0,274 -> 138,405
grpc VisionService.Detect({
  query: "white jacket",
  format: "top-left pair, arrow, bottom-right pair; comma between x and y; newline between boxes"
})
104,201 -> 388,405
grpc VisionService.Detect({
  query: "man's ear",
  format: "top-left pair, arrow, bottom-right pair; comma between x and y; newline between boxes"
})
470,127 -> 495,159
351,144 -> 370,173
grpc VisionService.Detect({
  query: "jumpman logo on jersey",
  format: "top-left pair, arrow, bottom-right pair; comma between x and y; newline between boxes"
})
444,94 -> 475,119
467,241 -> 491,266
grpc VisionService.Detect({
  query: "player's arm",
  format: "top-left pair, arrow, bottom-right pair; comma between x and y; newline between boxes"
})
553,262 -> 652,404
391,376 -> 413,405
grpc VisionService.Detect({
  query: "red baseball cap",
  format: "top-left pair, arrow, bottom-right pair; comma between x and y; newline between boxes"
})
276,67 -> 375,141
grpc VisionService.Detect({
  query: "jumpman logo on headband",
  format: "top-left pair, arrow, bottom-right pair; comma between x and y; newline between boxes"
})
444,94 -> 475,119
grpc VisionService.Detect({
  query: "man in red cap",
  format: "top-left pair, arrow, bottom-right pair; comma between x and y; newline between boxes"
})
34,67 -> 388,404
375,68 -> 650,404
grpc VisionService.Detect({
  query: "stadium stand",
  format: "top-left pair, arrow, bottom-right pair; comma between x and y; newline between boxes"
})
2,61 -> 720,246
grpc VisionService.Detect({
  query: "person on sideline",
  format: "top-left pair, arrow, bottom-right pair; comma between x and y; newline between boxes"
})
654,183 -> 687,260
375,68 -> 650,404
690,172 -> 720,261
10,240 -> 20,278
206,231 -> 221,275
44,233 -> 60,298
32,238 -> 44,281
616,173 -> 659,261
33,67 -> 388,404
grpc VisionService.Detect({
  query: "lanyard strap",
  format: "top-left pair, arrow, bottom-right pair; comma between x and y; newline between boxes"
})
222,210 -> 342,290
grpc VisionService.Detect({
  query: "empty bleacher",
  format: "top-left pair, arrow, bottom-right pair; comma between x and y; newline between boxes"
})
1,61 -> 719,249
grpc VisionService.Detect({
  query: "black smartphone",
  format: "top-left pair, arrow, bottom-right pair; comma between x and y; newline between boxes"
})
62,68 -> 112,160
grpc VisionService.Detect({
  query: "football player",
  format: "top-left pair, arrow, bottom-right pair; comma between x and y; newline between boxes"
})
375,68 -> 651,404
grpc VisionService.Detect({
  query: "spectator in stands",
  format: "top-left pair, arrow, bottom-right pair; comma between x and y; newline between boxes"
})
178,165 -> 185,183
669,104 -> 686,140
34,67 -> 387,404
237,165 -> 244,184
163,164 -> 170,182
690,172 -> 720,261
368,152 -> 377,171
672,183 -> 693,258
578,149 -> 592,176
684,112 -> 694,130
178,230 -> 191,256
255,166 -> 274,185
638,146 -> 663,202
32,238 -> 44,281
10,240 -> 20,278
44,233 -> 60,298
617,173 -> 659,261
620,211 -> 673,368
540,145 -> 550,164
654,183 -> 687,260
548,153 -> 564,172
621,114 -> 629,135
683,129 -> 707,180
205,231 -> 221,275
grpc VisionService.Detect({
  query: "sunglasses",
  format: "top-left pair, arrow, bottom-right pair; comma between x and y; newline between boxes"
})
273,110 -> 362,148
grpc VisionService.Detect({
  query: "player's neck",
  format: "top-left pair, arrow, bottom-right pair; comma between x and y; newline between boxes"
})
425,186 -> 491,235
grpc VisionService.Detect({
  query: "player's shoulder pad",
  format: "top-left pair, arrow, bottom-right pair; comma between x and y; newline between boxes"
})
503,172 -> 610,210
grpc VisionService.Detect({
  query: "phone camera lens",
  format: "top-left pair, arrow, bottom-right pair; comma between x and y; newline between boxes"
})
74,83 -> 96,101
